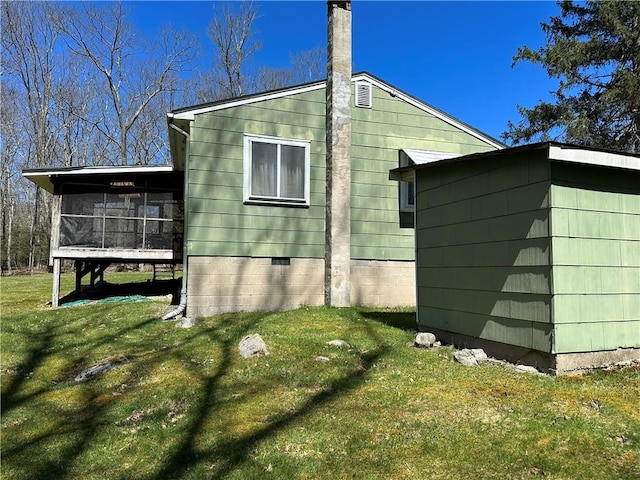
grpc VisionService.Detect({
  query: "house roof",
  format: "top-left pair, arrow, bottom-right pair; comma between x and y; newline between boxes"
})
389,142 -> 640,182
22,165 -> 177,194
167,71 -> 505,151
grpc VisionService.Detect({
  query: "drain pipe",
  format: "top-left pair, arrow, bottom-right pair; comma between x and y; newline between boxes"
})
163,120 -> 190,320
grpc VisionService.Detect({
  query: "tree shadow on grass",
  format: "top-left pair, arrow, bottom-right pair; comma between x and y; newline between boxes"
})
1,324 -> 55,417
2,307 -> 393,479
149,315 -> 389,480
0,314 -> 165,480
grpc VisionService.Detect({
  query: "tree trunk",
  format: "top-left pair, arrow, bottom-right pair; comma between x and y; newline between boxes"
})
28,187 -> 40,273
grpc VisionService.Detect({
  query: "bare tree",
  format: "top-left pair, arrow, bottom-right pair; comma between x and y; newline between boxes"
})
254,46 -> 326,92
205,1 -> 262,100
0,85 -> 23,273
52,55 -> 104,167
59,2 -> 197,165
1,1 -> 62,271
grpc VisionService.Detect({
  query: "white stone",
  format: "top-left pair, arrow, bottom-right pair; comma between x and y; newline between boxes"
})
454,348 -> 489,366
515,365 -> 540,374
177,317 -> 196,328
239,334 -> 270,358
469,348 -> 488,363
326,339 -> 350,349
415,332 -> 436,348
454,349 -> 478,367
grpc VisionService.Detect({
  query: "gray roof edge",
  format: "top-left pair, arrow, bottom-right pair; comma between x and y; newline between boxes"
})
22,165 -> 175,193
391,142 -> 640,179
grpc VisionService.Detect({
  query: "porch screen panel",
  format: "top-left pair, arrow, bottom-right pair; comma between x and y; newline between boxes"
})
60,192 -> 104,246
59,191 -> 179,250
60,216 -> 103,247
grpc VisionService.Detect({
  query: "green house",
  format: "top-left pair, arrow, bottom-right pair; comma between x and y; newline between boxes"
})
167,72 -> 501,318
391,142 -> 640,373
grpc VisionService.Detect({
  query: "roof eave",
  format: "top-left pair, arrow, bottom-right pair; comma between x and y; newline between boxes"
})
22,165 -> 174,194
389,141 -> 640,180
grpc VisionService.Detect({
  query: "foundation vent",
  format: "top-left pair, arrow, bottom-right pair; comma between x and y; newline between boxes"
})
355,81 -> 372,108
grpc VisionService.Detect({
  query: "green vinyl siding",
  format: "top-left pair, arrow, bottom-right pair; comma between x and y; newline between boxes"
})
186,89 -> 326,258
416,239 -> 551,268
553,322 -> 639,353
418,266 -> 551,294
549,163 -> 640,353
420,307 -> 552,351
414,151 -> 553,351
412,145 -> 639,356
350,84 -> 495,260
184,81 -> 497,260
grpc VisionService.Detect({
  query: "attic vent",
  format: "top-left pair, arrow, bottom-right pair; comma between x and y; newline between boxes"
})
355,81 -> 372,108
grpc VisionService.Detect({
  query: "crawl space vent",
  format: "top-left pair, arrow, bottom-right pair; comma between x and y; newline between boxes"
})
355,81 -> 372,108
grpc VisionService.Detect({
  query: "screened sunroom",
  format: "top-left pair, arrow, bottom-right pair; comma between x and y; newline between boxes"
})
59,190 -> 178,251
23,165 -> 184,306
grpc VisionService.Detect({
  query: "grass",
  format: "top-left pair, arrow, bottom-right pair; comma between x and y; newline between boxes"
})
1,272 -> 639,480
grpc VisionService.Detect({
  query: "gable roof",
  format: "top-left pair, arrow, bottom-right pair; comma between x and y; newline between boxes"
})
167,72 -> 504,150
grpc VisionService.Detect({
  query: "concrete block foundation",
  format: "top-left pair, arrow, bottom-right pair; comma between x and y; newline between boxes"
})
187,256 -> 416,318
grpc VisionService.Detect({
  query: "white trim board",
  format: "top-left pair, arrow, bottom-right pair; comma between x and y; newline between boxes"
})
548,144 -> 640,171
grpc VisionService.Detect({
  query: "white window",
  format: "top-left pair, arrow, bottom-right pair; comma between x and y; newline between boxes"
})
243,134 -> 311,206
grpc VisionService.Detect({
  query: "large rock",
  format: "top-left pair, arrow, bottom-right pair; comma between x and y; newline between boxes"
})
454,348 -> 488,367
415,332 -> 437,348
239,334 -> 270,358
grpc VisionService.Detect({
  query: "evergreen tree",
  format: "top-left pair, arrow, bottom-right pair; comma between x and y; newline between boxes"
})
503,0 -> 640,153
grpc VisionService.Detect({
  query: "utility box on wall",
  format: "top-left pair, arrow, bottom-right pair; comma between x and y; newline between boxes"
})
391,142 -> 640,374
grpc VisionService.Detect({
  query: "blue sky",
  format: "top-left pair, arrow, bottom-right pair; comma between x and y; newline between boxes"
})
129,1 -> 560,143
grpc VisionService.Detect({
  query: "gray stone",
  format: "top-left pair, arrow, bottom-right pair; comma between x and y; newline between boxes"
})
469,348 -> 488,363
515,364 -> 541,374
326,339 -> 350,349
454,348 -> 489,367
454,349 -> 479,366
177,317 -> 196,329
315,356 -> 331,363
75,363 -> 116,382
415,332 -> 437,348
239,334 -> 270,358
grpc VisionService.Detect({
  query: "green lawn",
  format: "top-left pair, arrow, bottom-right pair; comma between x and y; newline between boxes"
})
1,273 -> 639,479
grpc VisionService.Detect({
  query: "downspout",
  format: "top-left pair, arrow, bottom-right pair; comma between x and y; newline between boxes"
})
163,120 -> 190,320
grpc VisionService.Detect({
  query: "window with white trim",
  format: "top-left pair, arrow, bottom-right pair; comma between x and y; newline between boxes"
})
243,134 -> 311,206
